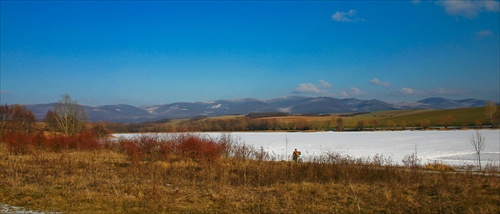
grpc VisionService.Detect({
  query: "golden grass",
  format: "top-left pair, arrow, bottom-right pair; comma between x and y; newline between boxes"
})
1,142 -> 499,213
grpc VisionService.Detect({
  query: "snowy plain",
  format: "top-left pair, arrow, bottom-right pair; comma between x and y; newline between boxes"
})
114,129 -> 500,167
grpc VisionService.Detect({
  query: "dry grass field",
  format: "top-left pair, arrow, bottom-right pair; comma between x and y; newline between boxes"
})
1,134 -> 499,213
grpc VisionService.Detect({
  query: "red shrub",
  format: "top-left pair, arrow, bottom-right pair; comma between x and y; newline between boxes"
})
47,135 -> 71,152
43,131 -> 101,152
4,131 -> 32,154
177,134 -> 226,162
119,138 -> 144,164
4,130 -> 49,154
31,131 -> 48,148
116,134 -> 227,163
75,130 -> 101,150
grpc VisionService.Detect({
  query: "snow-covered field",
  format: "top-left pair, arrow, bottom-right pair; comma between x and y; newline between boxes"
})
114,129 -> 500,167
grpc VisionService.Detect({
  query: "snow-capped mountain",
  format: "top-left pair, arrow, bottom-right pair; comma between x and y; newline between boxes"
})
24,97 -> 493,122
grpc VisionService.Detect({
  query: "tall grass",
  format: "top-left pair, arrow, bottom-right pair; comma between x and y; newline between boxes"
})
1,133 -> 499,213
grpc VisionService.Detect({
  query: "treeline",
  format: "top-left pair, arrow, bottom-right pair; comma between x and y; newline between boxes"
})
0,95 -> 111,154
2,98 -> 499,135
104,103 -> 499,133
102,115 -> 423,133
103,117 -> 335,133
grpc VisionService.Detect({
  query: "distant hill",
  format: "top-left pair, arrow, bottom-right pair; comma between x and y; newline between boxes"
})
416,97 -> 489,109
24,96 -> 493,123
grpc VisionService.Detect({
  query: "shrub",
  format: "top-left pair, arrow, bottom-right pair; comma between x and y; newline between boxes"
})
177,134 -> 226,162
4,131 -> 32,154
75,130 -> 102,150
424,161 -> 455,171
402,153 -> 421,168
119,138 -> 144,164
118,134 -> 173,163
116,134 -> 230,163
43,130 -> 101,152
90,122 -> 111,138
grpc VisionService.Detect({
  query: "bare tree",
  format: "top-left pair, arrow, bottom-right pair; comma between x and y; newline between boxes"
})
400,120 -> 407,130
369,119 -> 378,131
54,94 -> 88,135
356,120 -> 365,131
0,104 -> 36,136
470,131 -> 486,171
439,114 -> 455,130
43,110 -> 58,132
91,122 -> 111,138
336,117 -> 344,131
484,101 -> 498,128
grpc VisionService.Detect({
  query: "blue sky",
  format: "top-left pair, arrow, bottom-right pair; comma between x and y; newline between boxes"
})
1,1 -> 499,106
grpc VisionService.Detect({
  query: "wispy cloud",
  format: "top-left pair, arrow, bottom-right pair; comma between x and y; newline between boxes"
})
436,0 -> 500,18
400,87 -> 414,95
349,87 -> 364,95
331,9 -> 366,22
475,29 -> 494,38
319,79 -> 332,88
336,87 -> 365,97
294,80 -> 332,94
295,83 -> 321,93
369,78 -> 390,87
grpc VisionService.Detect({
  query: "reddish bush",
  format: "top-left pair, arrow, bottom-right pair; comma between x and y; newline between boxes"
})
115,134 -> 228,163
47,134 -> 71,152
177,134 -> 226,162
119,138 -> 144,164
136,134 -> 161,158
43,131 -> 101,152
75,130 -> 101,150
4,130 -> 48,154
4,131 -> 32,154
31,131 -> 48,148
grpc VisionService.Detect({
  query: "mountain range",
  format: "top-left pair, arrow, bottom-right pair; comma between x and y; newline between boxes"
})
25,96 -> 492,123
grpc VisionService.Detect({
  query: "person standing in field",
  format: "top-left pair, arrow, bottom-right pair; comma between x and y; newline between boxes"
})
292,149 -> 301,162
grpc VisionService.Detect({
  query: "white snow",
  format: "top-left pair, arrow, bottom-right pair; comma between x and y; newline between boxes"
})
0,203 -> 51,214
211,104 -> 222,109
142,106 -> 159,114
277,107 -> 291,112
114,130 -> 500,167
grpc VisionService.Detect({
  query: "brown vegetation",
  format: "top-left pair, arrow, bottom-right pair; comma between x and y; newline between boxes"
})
1,102 -> 499,213
1,133 -> 500,213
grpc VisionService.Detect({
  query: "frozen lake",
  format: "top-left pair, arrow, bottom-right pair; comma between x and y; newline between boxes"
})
114,129 -> 500,167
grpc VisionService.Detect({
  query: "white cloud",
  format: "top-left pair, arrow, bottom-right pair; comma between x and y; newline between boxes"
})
437,0 -> 500,18
369,78 -> 390,87
319,80 -> 332,88
336,87 -> 364,97
295,83 -> 321,93
331,9 -> 366,22
475,29 -> 494,37
400,87 -> 414,95
294,80 -> 332,94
